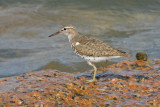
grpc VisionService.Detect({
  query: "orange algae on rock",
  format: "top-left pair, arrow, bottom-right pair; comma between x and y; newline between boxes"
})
0,59 -> 160,106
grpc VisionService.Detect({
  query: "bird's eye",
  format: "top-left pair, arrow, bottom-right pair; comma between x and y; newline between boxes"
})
64,28 -> 66,30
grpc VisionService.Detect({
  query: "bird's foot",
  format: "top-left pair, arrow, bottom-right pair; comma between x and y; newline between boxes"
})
85,79 -> 97,83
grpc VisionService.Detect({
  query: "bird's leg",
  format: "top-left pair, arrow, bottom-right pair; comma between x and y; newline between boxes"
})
86,62 -> 97,82
92,63 -> 97,81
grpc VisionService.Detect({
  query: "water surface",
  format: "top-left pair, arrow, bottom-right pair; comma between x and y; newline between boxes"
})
0,0 -> 160,77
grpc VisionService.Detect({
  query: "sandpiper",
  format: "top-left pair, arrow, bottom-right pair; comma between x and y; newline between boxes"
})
49,25 -> 131,82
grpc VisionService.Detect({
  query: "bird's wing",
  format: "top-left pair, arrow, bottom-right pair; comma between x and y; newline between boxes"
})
72,36 -> 130,57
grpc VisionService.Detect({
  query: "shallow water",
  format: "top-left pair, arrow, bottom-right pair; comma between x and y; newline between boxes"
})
0,0 -> 160,77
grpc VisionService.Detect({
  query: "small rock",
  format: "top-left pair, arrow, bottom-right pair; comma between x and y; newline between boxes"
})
136,52 -> 148,61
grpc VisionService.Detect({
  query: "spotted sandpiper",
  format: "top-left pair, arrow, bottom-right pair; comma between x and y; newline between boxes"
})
49,25 -> 131,82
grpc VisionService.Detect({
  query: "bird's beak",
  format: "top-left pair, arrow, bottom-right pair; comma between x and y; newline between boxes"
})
48,31 -> 62,37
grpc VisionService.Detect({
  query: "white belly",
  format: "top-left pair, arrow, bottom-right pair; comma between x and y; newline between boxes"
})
71,44 -> 122,62
80,55 -> 121,62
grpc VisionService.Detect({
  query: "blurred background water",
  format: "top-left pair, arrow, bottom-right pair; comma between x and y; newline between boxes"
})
0,0 -> 160,77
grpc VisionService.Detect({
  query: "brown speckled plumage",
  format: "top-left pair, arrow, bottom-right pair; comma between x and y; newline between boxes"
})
49,25 -> 131,81
71,34 -> 131,57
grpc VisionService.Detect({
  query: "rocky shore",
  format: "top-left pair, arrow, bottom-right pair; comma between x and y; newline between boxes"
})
0,59 -> 160,106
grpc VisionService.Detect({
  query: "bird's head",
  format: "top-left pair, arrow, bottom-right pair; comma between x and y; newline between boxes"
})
49,25 -> 78,39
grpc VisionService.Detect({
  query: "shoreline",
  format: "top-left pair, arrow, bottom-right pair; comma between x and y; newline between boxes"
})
0,59 -> 160,106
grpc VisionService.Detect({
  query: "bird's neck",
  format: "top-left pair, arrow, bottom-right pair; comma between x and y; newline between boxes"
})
67,32 -> 79,43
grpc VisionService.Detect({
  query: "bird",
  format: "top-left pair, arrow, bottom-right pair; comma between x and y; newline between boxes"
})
49,25 -> 131,82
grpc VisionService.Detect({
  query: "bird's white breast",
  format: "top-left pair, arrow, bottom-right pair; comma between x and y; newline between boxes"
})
80,55 -> 121,62
70,41 -> 121,62
75,42 -> 80,46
